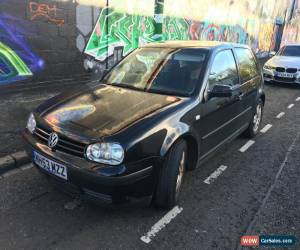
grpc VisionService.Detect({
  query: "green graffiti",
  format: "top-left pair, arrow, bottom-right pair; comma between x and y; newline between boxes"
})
84,7 -> 248,62
163,17 -> 190,41
84,8 -> 194,61
0,42 -> 32,81
85,7 -> 156,61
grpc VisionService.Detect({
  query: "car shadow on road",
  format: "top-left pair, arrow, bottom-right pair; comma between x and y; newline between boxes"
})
264,81 -> 300,89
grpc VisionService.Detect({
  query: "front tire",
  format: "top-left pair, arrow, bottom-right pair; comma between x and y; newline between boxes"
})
244,99 -> 263,138
154,140 -> 187,209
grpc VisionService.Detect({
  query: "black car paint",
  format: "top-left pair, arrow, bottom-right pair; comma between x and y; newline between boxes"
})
40,84 -> 181,139
23,42 -> 265,202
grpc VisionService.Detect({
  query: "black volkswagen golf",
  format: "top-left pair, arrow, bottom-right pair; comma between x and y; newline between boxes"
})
23,41 -> 265,208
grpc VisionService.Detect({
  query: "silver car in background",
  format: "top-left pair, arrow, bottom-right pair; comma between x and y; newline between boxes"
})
263,44 -> 300,85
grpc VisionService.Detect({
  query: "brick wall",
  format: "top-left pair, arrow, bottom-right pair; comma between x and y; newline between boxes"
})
0,0 -> 97,86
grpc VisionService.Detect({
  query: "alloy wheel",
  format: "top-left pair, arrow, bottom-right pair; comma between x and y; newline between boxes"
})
253,103 -> 262,133
175,151 -> 185,200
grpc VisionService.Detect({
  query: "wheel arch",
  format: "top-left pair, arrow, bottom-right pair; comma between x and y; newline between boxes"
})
257,85 -> 265,106
260,92 -> 265,105
181,134 -> 199,171
161,132 -> 199,171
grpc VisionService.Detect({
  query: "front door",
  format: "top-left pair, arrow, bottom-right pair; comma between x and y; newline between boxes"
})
197,49 -> 242,158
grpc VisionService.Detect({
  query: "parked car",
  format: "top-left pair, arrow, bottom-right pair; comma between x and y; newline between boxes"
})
263,44 -> 300,85
23,41 -> 265,209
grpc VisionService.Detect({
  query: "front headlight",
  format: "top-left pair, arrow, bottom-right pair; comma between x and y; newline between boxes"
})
86,142 -> 124,165
26,113 -> 36,134
264,65 -> 275,70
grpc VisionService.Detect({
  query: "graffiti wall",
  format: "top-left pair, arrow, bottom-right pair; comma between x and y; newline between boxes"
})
282,0 -> 300,45
163,0 -> 289,53
0,0 -> 294,85
0,0 -> 106,85
0,12 -> 43,84
84,0 -> 292,76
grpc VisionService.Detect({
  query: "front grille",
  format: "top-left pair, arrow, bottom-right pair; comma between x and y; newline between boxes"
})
286,68 -> 297,73
276,67 -> 285,72
275,67 -> 298,73
34,125 -> 86,158
263,73 -> 272,78
274,76 -> 296,83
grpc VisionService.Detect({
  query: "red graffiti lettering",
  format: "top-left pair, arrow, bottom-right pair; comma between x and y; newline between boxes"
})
29,1 -> 64,26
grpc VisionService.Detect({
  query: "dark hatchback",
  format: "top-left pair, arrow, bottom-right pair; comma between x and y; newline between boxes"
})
23,41 -> 265,209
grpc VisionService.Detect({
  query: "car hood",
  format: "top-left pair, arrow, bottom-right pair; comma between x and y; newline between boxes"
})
267,56 -> 300,68
40,84 -> 181,138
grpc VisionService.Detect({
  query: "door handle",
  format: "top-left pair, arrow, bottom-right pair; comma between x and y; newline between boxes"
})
238,92 -> 244,100
233,92 -> 244,101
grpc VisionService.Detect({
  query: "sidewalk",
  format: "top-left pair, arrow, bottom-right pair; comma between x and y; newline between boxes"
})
0,79 -> 91,159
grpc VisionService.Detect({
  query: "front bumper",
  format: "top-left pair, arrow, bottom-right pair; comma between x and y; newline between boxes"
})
22,130 -> 161,203
263,69 -> 300,84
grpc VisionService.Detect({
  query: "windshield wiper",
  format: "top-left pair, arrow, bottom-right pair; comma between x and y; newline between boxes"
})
103,82 -> 188,97
104,83 -> 145,92
146,88 -> 188,97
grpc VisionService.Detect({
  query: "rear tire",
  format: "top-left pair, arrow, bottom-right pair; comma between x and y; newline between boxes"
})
244,99 -> 263,138
154,140 -> 187,209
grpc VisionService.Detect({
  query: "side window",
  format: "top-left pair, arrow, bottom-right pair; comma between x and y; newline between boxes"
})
235,48 -> 258,82
208,50 -> 239,90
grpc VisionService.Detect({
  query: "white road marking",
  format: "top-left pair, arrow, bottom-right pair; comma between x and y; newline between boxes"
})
239,140 -> 255,153
276,112 -> 285,119
203,165 -> 228,184
296,97 -> 300,102
1,95 -> 57,104
0,164 -> 33,179
260,124 -> 272,133
2,168 -> 21,178
20,164 -> 33,171
288,104 -> 294,109
18,96 -> 55,103
140,206 -> 183,244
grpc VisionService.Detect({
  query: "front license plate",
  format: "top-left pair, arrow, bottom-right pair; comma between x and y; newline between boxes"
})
33,151 -> 68,180
277,72 -> 294,78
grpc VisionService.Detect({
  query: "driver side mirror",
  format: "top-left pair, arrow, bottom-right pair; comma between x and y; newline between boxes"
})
208,84 -> 235,99
270,51 -> 276,57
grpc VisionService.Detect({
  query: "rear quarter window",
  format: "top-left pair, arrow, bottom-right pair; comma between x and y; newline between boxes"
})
235,48 -> 258,83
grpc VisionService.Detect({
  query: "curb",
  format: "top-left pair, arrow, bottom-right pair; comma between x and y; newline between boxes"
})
0,151 -> 30,175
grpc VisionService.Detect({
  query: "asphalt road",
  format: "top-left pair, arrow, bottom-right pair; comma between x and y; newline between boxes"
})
0,81 -> 299,250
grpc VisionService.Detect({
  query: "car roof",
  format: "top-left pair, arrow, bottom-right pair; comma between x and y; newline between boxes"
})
141,40 -> 250,50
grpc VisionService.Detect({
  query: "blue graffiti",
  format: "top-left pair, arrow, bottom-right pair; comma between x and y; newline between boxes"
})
0,13 -> 44,84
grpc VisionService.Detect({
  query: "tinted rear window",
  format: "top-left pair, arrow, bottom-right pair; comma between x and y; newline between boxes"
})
235,48 -> 258,82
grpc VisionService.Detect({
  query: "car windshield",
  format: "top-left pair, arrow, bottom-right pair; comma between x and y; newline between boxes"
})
278,46 -> 300,57
102,47 -> 208,96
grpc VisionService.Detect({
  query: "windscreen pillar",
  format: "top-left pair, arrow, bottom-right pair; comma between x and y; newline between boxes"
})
154,0 -> 164,41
